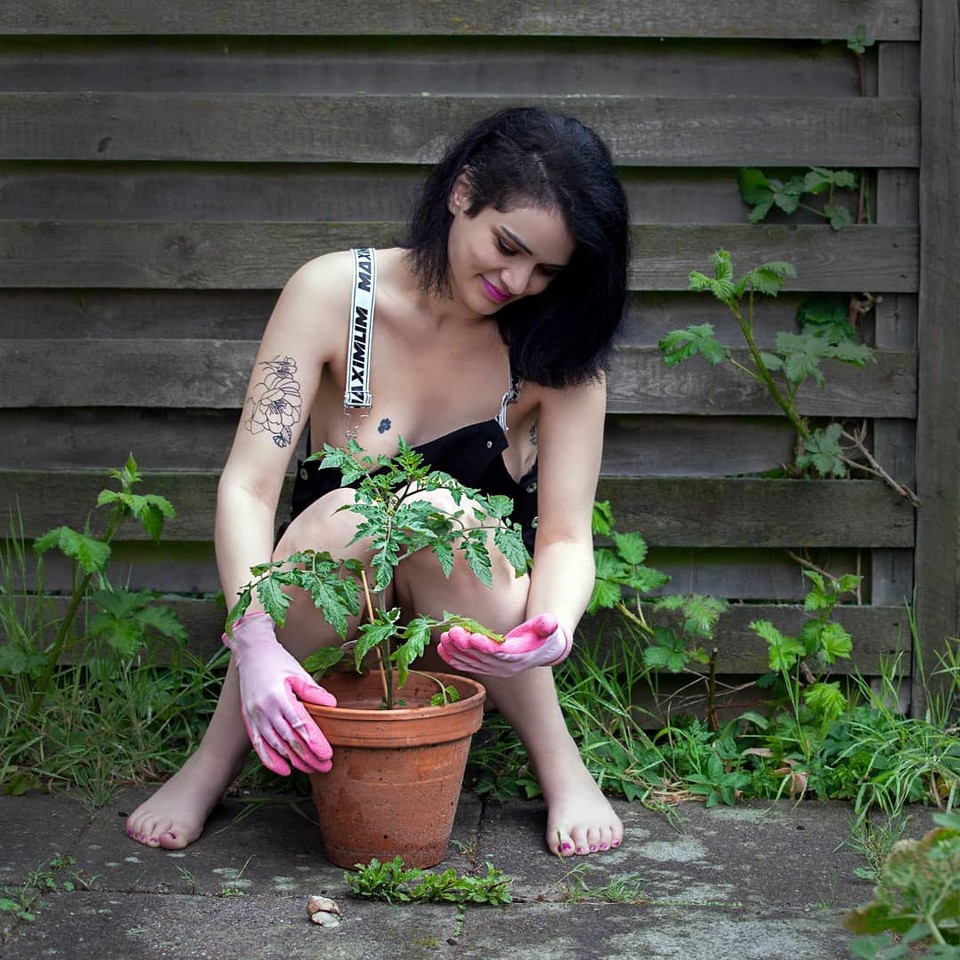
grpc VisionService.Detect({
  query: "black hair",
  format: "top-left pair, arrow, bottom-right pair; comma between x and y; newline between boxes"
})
404,107 -> 629,388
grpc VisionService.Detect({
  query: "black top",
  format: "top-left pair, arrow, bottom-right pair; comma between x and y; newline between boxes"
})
286,420 -> 539,553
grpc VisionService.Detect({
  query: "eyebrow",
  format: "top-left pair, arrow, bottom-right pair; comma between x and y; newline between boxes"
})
500,226 -> 568,270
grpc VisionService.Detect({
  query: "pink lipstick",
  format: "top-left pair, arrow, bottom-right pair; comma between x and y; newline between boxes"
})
481,277 -> 511,304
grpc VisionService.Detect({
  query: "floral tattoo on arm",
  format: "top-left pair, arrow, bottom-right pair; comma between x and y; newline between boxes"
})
242,355 -> 302,448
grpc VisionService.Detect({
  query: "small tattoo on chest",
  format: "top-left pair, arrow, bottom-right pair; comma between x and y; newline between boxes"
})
530,421 -> 538,446
377,418 -> 392,434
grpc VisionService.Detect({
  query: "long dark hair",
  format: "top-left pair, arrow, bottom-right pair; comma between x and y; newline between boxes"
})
405,107 -> 629,387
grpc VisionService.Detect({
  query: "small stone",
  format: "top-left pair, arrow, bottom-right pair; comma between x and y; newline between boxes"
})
307,894 -> 341,927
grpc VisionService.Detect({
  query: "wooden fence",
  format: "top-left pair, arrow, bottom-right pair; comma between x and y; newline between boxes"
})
1,1 -> 956,717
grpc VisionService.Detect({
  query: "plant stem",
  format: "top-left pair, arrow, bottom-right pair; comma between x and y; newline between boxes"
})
359,567 -> 392,708
732,300 -> 810,440
26,506 -> 124,720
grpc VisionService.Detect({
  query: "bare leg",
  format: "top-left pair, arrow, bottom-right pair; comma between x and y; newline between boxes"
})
125,490 -> 373,849
125,660 -> 251,849
397,532 -> 623,858
482,668 -> 623,856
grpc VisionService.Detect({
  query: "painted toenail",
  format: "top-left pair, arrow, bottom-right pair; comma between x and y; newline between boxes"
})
589,845 -> 596,851
562,842 -> 572,851
600,844 -> 608,850
613,840 -> 621,847
577,846 -> 587,853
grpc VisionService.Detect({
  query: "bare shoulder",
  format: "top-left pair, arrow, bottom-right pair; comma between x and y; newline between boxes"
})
261,251 -> 356,359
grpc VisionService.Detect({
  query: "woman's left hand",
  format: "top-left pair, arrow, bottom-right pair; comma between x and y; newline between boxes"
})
437,613 -> 572,677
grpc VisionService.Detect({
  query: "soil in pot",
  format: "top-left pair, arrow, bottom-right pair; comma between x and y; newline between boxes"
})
304,670 -> 486,868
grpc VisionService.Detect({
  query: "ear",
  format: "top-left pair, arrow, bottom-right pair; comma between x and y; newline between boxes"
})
447,170 -> 473,216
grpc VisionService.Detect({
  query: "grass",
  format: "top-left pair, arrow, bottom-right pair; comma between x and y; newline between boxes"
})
0,509 -> 229,804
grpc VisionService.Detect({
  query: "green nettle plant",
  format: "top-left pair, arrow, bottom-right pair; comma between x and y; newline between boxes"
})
227,438 -> 529,709
659,250 -> 919,505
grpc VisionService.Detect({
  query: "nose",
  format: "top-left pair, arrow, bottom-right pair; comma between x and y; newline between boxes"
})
501,263 -> 534,296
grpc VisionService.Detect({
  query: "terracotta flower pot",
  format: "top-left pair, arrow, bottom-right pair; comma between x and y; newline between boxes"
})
303,670 -> 486,869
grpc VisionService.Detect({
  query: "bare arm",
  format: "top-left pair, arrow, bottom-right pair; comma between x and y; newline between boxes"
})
523,374 -> 606,634
215,253 -> 351,610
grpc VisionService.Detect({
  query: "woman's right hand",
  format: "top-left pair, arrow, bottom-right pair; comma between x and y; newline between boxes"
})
222,612 -> 337,776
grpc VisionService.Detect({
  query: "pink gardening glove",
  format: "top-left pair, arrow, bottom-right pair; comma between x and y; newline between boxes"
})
223,612 -> 337,776
437,613 -> 572,678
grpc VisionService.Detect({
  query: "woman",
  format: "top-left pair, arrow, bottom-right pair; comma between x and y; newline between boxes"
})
126,107 -> 630,858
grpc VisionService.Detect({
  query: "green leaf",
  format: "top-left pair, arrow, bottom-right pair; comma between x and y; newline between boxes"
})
824,204 -> 853,231
817,622 -> 853,664
461,533 -> 493,589
741,261 -> 796,297
803,681 -> 848,723
0,641 -> 47,678
797,423 -> 848,479
738,168 -> 773,206
751,619 -> 806,672
612,531 -> 649,566
302,646 -> 345,677
393,616 -> 434,687
591,500 -> 615,536
796,296 -> 857,343
493,525 -> 531,577
256,575 -> 293,627
659,324 -> 728,366
587,577 -> 624,614
32,526 -> 111,575
355,610 -> 401,668
846,25 -> 875,55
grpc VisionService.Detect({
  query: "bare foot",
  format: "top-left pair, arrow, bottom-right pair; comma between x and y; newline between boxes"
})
541,760 -> 624,857
125,751 -> 241,850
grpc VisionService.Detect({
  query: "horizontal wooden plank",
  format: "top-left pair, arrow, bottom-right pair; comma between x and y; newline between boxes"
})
0,338 -> 917,419
598,477 -> 915,548
609,347 -> 916,418
0,94 -> 919,166
23,538 -> 872,602
0,40 -> 875,99
0,223 -> 920,292
2,167 -> 836,228
0,410 -> 797,479
0,1 -> 919,39
4,596 -> 908,677
1,471 -> 916,547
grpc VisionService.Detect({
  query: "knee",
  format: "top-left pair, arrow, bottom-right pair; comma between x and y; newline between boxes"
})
273,487 -> 361,560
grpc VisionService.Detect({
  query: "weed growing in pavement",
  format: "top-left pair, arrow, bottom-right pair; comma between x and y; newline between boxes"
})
345,856 -> 512,905
0,854 -> 97,940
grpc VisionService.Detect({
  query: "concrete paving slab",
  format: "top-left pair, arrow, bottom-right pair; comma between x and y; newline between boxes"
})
73,786 -> 481,896
454,901 -> 857,960
476,796 -> 934,910
0,793 -> 93,882
3,788 -> 935,960
0,891 -> 459,960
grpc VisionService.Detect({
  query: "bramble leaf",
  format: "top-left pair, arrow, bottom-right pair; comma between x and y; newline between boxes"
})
797,423 -> 847,479
33,526 -> 111,575
659,324 -> 728,366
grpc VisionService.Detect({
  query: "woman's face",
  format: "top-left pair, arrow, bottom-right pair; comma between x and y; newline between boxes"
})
446,186 -> 575,315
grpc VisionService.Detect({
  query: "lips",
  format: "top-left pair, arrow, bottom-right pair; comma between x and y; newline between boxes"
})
481,276 -> 511,304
